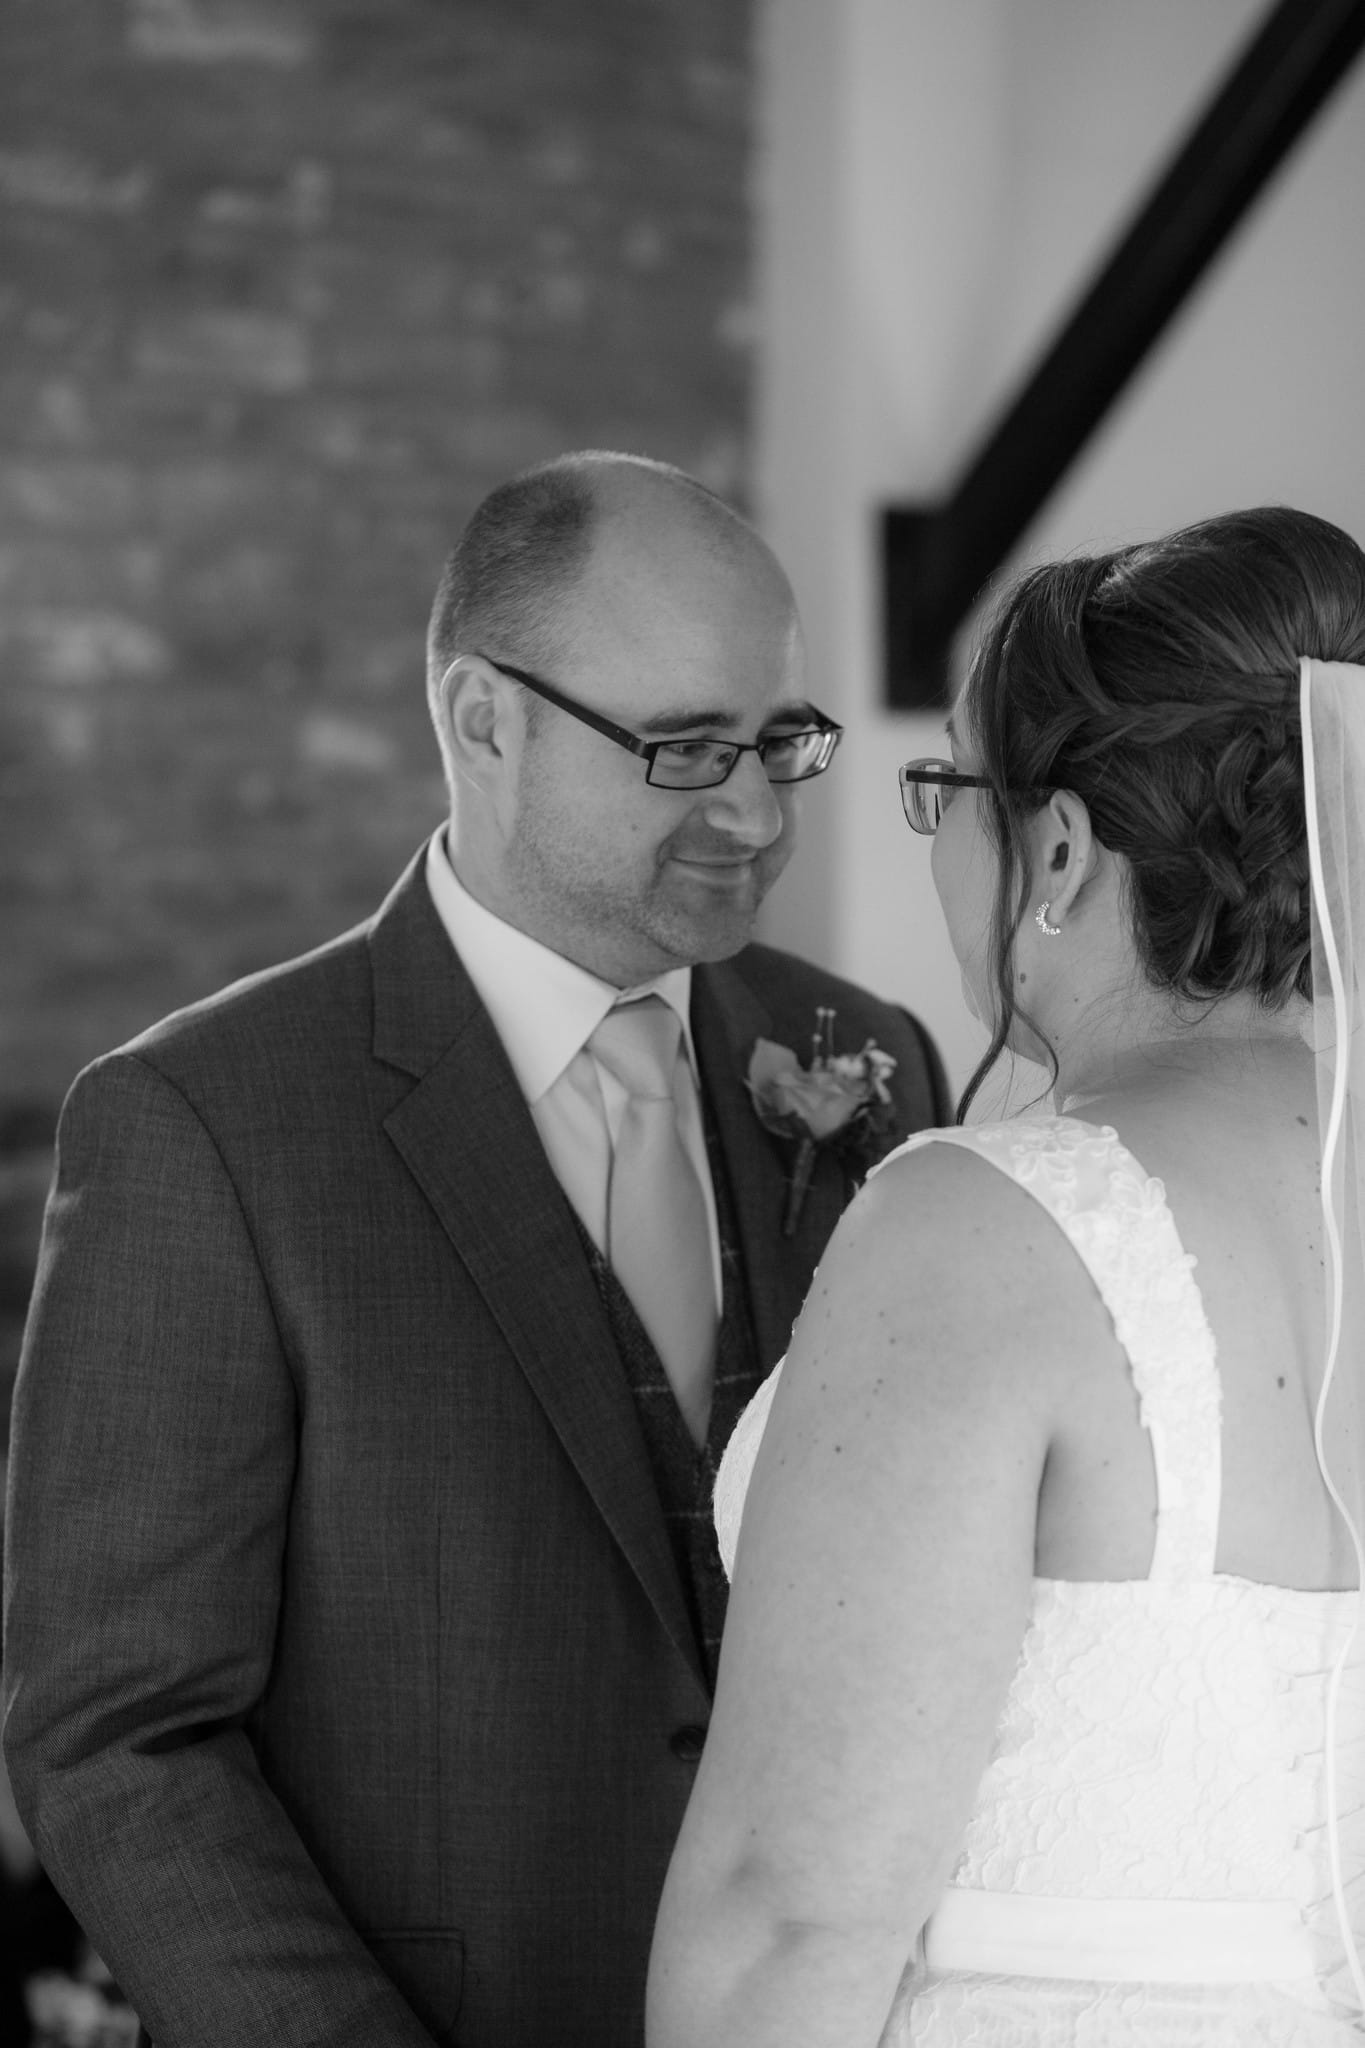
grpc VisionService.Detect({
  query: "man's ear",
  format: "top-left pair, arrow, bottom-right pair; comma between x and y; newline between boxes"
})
437,655 -> 519,793
1033,788 -> 1095,926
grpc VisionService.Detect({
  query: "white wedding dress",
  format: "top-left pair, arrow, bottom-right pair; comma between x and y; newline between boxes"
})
714,1117 -> 1365,2044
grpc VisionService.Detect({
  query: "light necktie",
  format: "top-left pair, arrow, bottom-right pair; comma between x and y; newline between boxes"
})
589,996 -> 717,1448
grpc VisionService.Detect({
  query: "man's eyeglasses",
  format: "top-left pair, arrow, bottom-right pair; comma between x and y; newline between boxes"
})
475,656 -> 843,790
900,758 -> 1052,833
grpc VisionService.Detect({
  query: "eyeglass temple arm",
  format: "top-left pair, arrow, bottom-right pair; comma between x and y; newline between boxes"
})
475,658 -> 652,758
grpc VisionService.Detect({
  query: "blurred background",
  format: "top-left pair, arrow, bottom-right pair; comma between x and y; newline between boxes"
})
1,0 -> 1364,2034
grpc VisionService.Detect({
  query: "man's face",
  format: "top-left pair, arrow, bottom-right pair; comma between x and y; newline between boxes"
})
495,508 -> 813,985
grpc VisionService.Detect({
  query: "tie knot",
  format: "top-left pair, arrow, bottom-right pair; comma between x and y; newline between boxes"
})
589,995 -> 684,1101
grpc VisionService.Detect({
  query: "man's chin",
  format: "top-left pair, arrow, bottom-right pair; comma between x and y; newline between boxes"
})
691,922 -> 759,965
652,896 -> 767,968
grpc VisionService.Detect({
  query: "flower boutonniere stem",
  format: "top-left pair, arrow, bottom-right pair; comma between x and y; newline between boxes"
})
746,1006 -> 898,1236
783,1132 -> 819,1239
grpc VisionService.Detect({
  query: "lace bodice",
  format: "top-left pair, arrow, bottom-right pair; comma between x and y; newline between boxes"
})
713,1116 -> 1365,2042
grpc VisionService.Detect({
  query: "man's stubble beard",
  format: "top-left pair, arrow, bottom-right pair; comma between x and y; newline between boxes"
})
506,773 -> 792,976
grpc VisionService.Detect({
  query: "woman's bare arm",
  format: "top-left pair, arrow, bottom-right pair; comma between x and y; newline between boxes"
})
647,1140 -> 1116,2048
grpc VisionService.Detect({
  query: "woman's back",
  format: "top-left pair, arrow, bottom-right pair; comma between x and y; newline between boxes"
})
892,1095 -> 1363,2041
710,1087 -> 1365,2043
1033,1035 -> 1351,1595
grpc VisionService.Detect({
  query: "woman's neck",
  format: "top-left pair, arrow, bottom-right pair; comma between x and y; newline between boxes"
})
1046,989 -> 1311,1109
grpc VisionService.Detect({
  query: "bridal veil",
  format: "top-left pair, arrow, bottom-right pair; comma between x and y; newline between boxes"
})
1301,656 -> 1365,2011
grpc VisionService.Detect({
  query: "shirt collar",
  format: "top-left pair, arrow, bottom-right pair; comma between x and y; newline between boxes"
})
424,830 -> 697,1104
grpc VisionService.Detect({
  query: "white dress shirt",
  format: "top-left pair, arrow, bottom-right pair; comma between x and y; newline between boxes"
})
424,831 -> 722,1311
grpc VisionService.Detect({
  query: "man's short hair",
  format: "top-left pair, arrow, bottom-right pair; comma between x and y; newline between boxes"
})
424,451 -> 746,753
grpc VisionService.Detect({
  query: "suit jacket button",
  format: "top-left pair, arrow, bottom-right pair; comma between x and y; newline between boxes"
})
669,1724 -> 707,1762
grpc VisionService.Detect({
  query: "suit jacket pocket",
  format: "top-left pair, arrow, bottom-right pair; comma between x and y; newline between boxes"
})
363,1928 -> 465,2044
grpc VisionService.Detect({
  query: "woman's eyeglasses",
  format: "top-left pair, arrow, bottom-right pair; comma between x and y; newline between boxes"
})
899,759 -> 994,835
899,758 -> 1051,834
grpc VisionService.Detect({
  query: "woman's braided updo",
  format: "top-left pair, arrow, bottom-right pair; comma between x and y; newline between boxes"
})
958,506 -> 1365,1118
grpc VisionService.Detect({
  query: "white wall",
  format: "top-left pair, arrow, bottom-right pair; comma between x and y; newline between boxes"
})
753,0 -> 1365,1099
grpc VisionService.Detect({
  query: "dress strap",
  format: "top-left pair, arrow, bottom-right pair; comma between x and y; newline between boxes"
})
880,1118 -> 1223,1580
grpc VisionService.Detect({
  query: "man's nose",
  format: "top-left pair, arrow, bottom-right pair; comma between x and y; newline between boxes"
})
698,749 -> 786,846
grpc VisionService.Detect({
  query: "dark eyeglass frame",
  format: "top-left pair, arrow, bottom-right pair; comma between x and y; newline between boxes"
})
474,655 -> 844,789
899,757 -> 1051,834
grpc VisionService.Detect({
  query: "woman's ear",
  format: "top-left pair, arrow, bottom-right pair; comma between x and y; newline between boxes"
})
1033,789 -> 1094,926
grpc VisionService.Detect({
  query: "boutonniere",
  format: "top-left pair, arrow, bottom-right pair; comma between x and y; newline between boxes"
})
746,1007 -> 898,1236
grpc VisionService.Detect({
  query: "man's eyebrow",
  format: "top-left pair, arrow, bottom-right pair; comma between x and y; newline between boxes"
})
945,712 -> 958,743
634,701 -> 821,738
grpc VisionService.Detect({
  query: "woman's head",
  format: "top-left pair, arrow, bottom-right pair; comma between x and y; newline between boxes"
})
952,506 -> 1365,1117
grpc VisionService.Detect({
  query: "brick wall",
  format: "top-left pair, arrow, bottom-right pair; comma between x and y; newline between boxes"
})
0,0 -> 755,1420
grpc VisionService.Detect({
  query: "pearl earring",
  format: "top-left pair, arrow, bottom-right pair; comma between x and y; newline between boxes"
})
1035,901 -> 1061,937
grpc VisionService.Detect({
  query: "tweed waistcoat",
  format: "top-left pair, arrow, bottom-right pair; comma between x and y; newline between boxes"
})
575,1113 -> 766,1691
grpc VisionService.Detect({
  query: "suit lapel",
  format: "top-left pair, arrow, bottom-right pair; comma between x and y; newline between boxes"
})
692,961 -> 847,1370
368,861 -> 705,1694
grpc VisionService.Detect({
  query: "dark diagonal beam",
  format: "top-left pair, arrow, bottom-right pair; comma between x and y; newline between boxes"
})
885,0 -> 1365,707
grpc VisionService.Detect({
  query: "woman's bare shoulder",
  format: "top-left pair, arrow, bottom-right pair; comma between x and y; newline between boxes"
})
794,1126 -> 1118,1419
851,1122 -> 1088,1286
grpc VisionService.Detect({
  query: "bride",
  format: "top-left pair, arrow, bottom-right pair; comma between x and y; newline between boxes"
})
646,506 -> 1365,2044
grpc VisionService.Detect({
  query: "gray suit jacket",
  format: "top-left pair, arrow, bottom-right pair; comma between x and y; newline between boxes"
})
3,850 -> 948,2048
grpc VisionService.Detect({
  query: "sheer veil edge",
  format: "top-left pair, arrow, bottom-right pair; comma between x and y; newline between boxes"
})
1301,655 -> 1365,2010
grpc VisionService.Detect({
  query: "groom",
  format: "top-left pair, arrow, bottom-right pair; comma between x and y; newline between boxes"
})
4,452 -> 947,2048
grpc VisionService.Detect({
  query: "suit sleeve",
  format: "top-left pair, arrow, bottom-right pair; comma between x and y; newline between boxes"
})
2,1054 -> 436,2048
